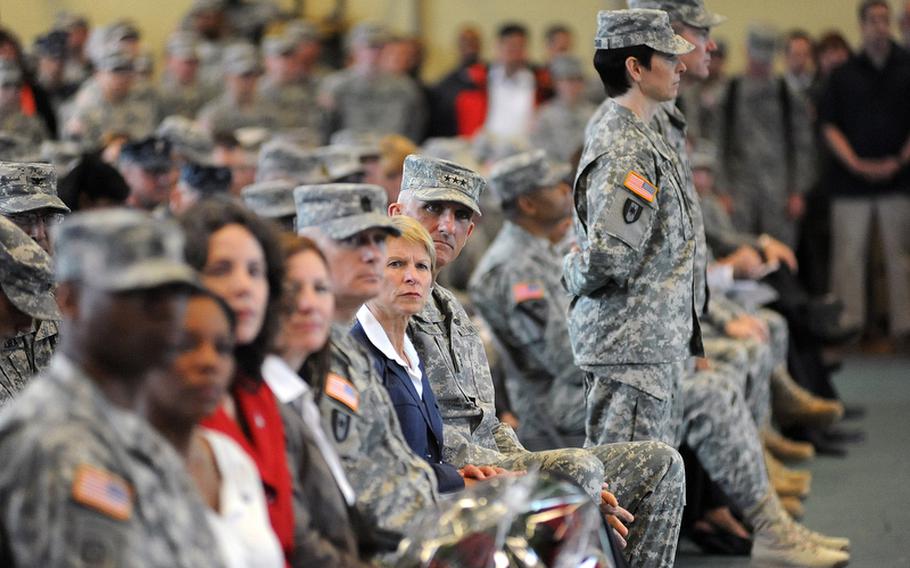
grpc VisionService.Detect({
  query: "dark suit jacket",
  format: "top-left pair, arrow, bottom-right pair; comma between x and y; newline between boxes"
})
351,322 -> 465,493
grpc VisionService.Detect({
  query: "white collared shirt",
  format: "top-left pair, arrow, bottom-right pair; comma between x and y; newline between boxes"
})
356,304 -> 423,399
261,355 -> 356,505
484,64 -> 536,138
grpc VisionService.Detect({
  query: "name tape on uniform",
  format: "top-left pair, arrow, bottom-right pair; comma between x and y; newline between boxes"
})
623,171 -> 657,203
325,373 -> 360,412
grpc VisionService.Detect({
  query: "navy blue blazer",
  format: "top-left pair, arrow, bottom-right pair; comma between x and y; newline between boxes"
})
351,322 -> 465,493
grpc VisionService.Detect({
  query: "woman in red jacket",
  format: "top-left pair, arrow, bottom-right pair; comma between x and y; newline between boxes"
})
180,198 -> 295,563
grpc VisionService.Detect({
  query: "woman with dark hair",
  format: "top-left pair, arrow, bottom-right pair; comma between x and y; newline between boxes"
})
179,197 -> 295,562
142,288 -> 284,568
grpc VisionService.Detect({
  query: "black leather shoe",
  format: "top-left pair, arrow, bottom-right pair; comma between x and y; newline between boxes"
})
690,527 -> 752,556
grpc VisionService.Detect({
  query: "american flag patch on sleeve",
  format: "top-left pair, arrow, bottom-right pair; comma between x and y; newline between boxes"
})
325,373 -> 360,412
623,171 -> 657,203
71,464 -> 133,521
512,282 -> 546,303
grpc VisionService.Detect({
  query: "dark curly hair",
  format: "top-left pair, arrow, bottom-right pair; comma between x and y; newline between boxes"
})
179,197 -> 285,380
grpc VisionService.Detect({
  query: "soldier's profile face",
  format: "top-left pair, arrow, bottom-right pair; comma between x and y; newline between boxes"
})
678,24 -> 715,80
637,52 -> 686,102
322,227 -> 388,308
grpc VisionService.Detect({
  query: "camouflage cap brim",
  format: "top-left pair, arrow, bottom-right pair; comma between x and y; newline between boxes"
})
0,194 -> 70,215
320,212 -> 401,241
249,202 -> 297,219
681,10 -> 727,29
409,186 -> 483,216
650,34 -> 695,55
91,260 -> 201,292
1,280 -> 60,321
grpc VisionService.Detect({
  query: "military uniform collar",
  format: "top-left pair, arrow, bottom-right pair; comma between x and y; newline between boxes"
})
502,221 -> 556,256
661,99 -> 687,130
415,286 -> 447,324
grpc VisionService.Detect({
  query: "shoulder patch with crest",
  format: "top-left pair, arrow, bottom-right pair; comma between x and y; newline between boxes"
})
623,171 -> 657,203
512,282 -> 545,303
325,372 -> 359,412
71,464 -> 133,521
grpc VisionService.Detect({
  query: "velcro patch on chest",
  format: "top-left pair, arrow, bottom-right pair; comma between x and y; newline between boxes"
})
512,282 -> 546,303
325,372 -> 360,412
623,171 -> 657,203
71,464 -> 133,521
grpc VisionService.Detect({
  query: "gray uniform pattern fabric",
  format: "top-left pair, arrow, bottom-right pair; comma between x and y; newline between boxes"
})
0,321 -> 58,406
531,99 -> 598,163
0,357 -> 224,567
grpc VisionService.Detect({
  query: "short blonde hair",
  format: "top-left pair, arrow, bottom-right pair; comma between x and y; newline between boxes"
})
389,215 -> 436,272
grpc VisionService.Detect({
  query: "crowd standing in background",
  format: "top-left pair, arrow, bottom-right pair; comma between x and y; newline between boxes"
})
0,0 -> 908,566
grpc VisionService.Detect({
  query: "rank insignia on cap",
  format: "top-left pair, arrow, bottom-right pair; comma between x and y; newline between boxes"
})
325,373 -> 359,412
71,464 -> 133,521
623,171 -> 657,203
512,282 -> 545,303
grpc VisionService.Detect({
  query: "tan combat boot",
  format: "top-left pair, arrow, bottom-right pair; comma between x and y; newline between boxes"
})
764,427 -> 816,462
784,513 -> 852,552
771,367 -> 844,429
748,492 -> 850,567
765,450 -> 811,498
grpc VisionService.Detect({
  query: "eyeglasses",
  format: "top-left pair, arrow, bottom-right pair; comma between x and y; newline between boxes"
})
6,211 -> 65,229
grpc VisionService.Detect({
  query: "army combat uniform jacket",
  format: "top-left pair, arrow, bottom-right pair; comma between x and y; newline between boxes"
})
0,319 -> 57,406
0,356 -> 223,567
469,221 -> 585,437
564,99 -> 703,399
320,325 -> 439,534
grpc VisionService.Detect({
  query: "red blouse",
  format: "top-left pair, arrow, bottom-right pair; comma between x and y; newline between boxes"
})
202,374 -> 295,562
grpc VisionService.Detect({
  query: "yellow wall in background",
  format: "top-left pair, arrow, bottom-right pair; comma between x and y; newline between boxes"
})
0,0 -> 903,82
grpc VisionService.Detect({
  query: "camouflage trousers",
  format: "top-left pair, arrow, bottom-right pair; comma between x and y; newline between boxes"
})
583,362 -> 685,447
702,334 -> 773,430
676,368 -> 770,512
494,427 -> 685,568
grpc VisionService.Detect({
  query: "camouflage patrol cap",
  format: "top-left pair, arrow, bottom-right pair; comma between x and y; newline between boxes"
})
156,115 -> 214,163
400,154 -> 485,215
549,55 -> 585,80
594,9 -> 694,54
166,31 -> 200,60
263,34 -> 297,57
241,179 -> 297,219
180,162 -> 232,196
119,137 -> 173,172
270,127 -> 323,150
293,184 -> 400,240
53,208 -> 199,291
285,20 -> 320,44
347,22 -> 389,50
0,161 -> 68,215
627,0 -> 726,29
256,139 -> 327,184
748,24 -> 778,63
94,43 -> 135,72
223,43 -> 261,76
328,130 -> 383,160
489,150 -> 572,204
314,146 -> 365,181
0,217 -> 60,321
0,61 -> 22,85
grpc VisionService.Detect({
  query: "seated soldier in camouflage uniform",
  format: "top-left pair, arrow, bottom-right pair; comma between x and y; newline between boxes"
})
259,28 -> 325,133
0,62 -> 49,151
157,32 -> 215,120
62,44 -> 159,149
293,183 -> 441,538
392,153 -> 685,568
0,161 -> 67,405
0,209 -> 224,567
197,43 -> 277,136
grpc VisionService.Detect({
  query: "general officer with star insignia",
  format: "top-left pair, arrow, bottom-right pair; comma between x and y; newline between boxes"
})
563,9 -> 704,447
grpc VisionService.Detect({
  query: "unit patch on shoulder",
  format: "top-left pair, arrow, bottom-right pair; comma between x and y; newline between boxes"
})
512,282 -> 545,303
623,170 -> 657,203
325,372 -> 360,412
623,199 -> 643,224
71,464 -> 133,521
